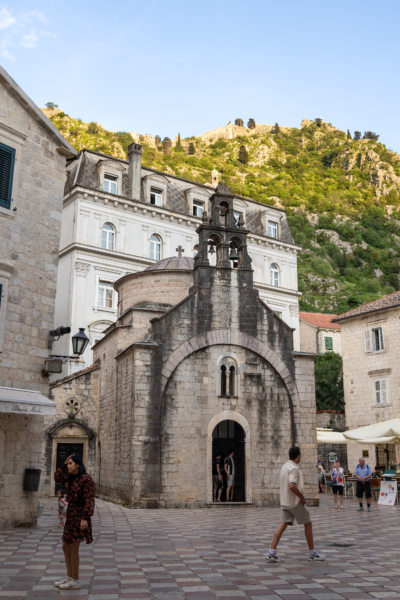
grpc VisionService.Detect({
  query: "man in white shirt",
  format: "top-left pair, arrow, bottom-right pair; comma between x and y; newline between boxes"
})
266,446 -> 325,562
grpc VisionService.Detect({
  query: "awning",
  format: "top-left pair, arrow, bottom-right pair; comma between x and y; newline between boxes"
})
317,428 -> 349,444
343,419 -> 400,445
0,386 -> 57,416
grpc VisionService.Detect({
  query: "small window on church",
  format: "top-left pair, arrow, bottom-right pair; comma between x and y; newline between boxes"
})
229,366 -> 235,396
220,365 -> 227,396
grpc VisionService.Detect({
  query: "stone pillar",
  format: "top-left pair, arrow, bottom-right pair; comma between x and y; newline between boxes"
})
127,143 -> 142,201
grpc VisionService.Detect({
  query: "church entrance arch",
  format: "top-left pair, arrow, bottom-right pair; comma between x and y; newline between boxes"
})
212,420 -> 245,502
207,410 -> 252,504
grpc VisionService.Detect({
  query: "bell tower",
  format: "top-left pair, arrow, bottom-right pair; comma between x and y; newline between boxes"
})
194,183 -> 253,288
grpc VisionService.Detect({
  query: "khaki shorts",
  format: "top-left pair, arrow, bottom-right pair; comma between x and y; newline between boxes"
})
280,504 -> 311,525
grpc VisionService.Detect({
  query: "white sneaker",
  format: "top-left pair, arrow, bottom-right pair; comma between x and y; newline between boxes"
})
308,550 -> 326,561
59,579 -> 81,589
54,576 -> 70,587
266,552 -> 280,562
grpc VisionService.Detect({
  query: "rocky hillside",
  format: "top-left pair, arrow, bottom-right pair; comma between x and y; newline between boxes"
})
44,108 -> 400,313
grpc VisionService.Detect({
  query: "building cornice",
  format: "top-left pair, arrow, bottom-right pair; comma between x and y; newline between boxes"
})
62,186 -> 301,254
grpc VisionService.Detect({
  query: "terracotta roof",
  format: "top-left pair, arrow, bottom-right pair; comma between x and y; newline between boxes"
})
334,290 -> 400,322
299,312 -> 341,330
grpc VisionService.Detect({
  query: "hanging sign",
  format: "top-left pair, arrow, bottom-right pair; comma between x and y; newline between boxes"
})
328,452 -> 337,463
378,480 -> 398,506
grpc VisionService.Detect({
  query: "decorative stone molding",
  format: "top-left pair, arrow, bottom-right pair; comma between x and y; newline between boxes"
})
75,261 -> 90,277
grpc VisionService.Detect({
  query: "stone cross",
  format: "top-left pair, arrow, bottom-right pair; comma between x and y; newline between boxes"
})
176,246 -> 184,258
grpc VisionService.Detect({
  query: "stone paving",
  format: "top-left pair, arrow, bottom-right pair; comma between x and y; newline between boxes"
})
1,494 -> 400,600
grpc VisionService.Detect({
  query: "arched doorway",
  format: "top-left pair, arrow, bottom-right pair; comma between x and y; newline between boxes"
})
212,420 -> 245,501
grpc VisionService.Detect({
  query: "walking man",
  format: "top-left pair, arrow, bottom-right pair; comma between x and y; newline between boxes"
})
266,447 -> 325,562
224,450 -> 235,501
354,457 -> 372,512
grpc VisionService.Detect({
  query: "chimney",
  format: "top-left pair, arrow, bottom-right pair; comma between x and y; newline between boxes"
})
127,143 -> 142,201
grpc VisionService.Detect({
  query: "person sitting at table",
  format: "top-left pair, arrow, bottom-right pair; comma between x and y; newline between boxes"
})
354,457 -> 372,512
372,466 -> 382,478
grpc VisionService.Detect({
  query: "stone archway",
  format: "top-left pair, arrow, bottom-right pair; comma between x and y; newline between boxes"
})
207,410 -> 252,504
47,420 -> 96,494
161,329 -> 300,443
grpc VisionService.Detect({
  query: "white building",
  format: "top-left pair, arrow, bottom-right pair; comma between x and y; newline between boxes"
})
53,145 -> 301,372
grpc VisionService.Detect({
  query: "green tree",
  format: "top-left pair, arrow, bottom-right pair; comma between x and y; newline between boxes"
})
155,135 -> 161,146
346,129 -> 352,140
238,144 -> 249,165
354,130 -> 361,140
162,137 -> 172,155
87,122 -> 99,134
235,118 -> 244,127
363,131 -> 379,141
45,101 -> 58,109
175,133 -> 182,151
315,118 -> 323,127
188,142 -> 195,155
247,118 -> 256,129
314,352 -> 344,410
272,122 -> 280,134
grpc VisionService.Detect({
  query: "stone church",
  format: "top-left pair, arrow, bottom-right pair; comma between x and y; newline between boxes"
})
48,183 -> 317,507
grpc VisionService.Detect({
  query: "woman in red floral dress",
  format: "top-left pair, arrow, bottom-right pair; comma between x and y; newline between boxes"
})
53,454 -> 95,590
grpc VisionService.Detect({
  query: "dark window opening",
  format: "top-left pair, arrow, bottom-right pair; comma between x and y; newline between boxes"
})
220,365 -> 227,396
0,142 -> 15,210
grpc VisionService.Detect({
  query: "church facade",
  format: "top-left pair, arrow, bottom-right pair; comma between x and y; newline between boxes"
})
48,184 -> 317,507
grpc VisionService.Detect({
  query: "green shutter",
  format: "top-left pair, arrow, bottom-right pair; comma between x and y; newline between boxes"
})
324,336 -> 333,350
0,142 -> 15,209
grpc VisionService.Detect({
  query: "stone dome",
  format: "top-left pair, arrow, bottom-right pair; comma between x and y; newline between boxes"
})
144,256 -> 194,272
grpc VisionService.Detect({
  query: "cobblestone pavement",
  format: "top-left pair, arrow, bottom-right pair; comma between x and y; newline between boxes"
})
1,494 -> 400,600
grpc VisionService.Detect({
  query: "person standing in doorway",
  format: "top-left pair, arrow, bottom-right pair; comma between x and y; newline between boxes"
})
266,446 -> 326,562
53,454 -> 96,590
331,461 -> 345,509
224,449 -> 235,501
213,452 -> 224,502
354,457 -> 372,512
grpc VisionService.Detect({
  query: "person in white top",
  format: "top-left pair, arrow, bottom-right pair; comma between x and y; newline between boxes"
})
331,461 -> 345,509
266,446 -> 326,562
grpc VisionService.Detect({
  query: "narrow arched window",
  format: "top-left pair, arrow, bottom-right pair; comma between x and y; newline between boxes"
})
149,234 -> 161,260
101,223 -> 115,250
220,365 -> 227,396
270,263 -> 279,287
229,366 -> 235,396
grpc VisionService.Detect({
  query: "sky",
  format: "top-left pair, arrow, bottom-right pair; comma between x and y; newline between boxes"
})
1,1 -> 400,150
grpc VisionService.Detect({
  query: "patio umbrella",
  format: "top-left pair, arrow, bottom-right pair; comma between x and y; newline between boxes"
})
317,428 -> 349,444
343,418 -> 400,444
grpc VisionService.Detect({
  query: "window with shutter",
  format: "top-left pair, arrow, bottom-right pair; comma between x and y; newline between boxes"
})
0,142 -> 15,209
374,378 -> 388,404
364,329 -> 371,352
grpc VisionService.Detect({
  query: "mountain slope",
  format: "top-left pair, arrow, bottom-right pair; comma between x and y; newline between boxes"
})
44,109 -> 400,313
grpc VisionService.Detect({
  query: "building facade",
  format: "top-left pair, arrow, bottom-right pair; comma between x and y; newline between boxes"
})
48,184 -> 317,507
52,146 -> 301,373
0,66 -> 75,527
335,292 -> 400,470
299,312 -> 341,355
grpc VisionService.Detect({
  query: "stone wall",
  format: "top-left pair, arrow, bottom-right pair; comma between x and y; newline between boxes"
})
341,309 -> 400,469
0,72 -> 71,528
44,364 -> 100,494
0,414 -> 44,528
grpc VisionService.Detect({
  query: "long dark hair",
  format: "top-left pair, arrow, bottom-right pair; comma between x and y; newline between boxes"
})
67,453 -> 87,487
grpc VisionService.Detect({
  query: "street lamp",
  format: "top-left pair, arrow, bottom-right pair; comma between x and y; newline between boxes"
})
71,328 -> 90,356
43,326 -> 90,376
